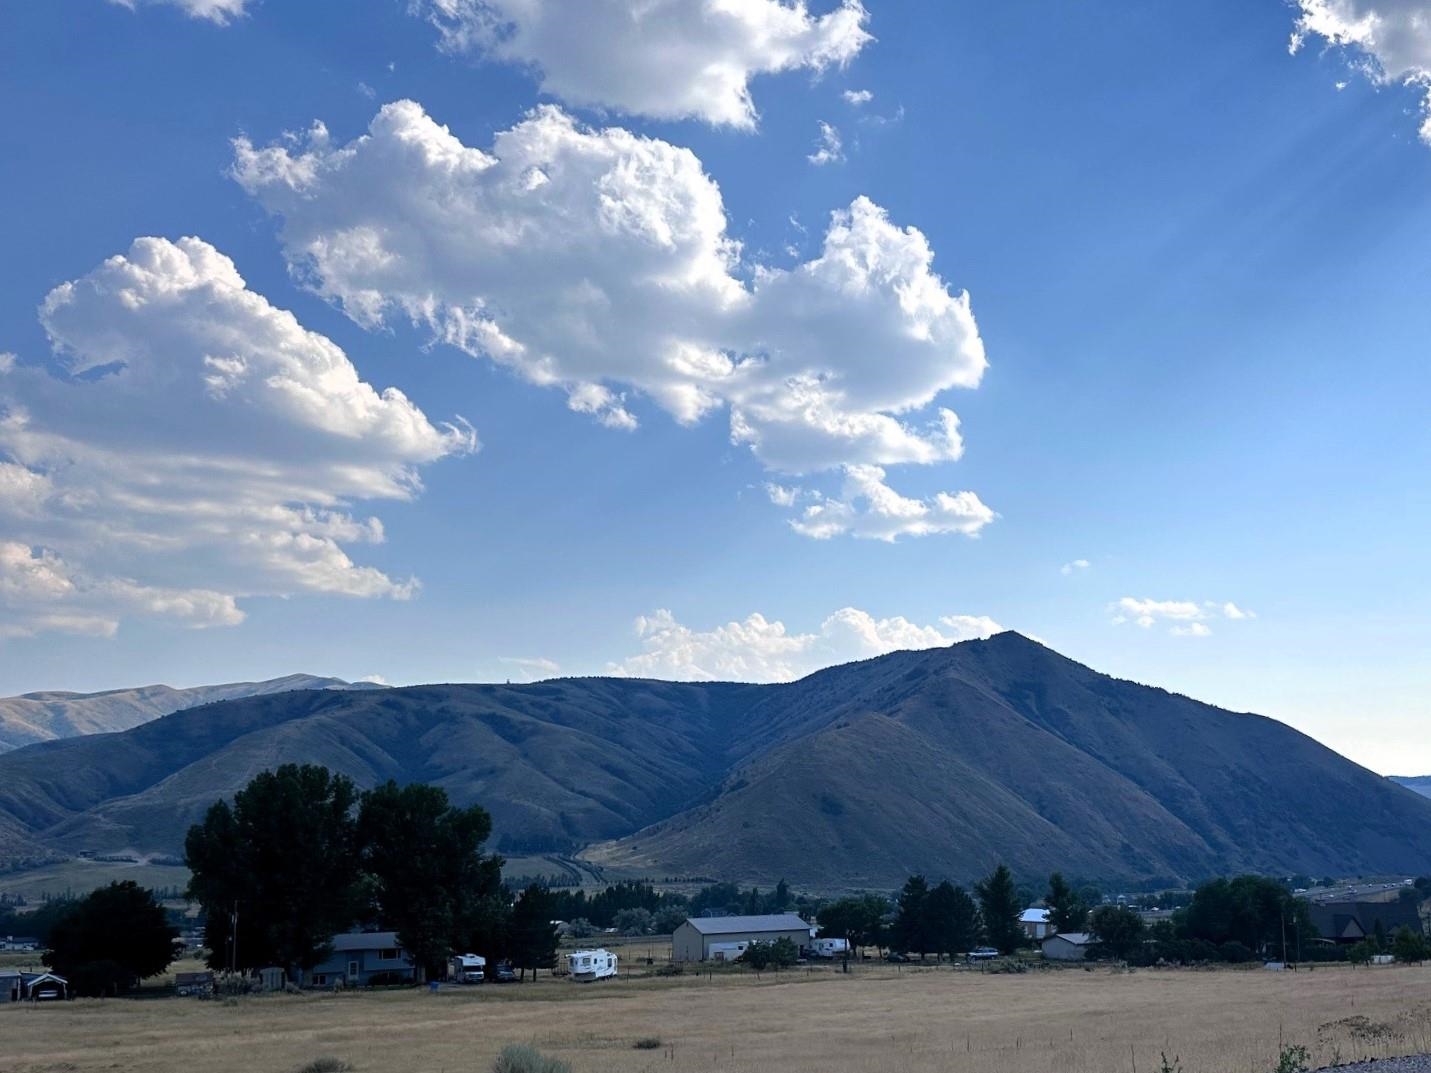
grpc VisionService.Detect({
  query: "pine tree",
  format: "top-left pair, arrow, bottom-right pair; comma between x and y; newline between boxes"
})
975,864 -> 1024,954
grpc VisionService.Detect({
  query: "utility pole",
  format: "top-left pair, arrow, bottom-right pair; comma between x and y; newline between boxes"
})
229,901 -> 239,975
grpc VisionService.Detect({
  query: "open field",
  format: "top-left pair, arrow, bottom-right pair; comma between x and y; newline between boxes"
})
0,858 -> 191,903
6,962 -> 1431,1073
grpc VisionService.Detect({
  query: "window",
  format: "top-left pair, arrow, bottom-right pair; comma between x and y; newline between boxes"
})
379,948 -> 399,960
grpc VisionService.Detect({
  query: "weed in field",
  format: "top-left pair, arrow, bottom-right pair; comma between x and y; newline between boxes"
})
1158,1051 -> 1182,1073
633,1037 -> 662,1050
293,1060 -> 353,1073
1272,1043 -> 1310,1073
492,1044 -> 571,1073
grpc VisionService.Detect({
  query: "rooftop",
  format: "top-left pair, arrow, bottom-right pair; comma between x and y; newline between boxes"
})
330,931 -> 401,952
683,913 -> 812,935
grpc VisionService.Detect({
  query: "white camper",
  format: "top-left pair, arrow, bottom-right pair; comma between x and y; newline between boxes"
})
450,953 -> 486,983
566,949 -> 618,982
708,940 -> 751,962
810,937 -> 849,959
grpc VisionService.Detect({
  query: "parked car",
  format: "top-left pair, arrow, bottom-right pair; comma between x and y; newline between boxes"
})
968,947 -> 999,961
885,951 -> 911,963
492,962 -> 518,983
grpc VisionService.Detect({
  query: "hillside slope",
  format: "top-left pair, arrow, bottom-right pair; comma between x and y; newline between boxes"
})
2,634 -> 1428,887
1391,776 -> 1431,799
0,673 -> 382,752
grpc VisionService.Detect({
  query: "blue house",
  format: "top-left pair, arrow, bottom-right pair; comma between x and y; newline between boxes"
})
305,932 -> 415,988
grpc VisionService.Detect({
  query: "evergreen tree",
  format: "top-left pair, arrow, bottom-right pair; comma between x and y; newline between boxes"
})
1044,872 -> 1087,933
509,885 -> 560,980
925,881 -> 979,959
975,864 -> 1024,954
185,764 -> 361,978
892,875 -> 932,957
44,881 -> 176,996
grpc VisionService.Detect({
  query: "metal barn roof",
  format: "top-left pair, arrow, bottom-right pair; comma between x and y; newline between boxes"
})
683,914 -> 811,935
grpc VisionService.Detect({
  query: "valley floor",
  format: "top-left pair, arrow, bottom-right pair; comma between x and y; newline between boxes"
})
6,962 -> 1431,1073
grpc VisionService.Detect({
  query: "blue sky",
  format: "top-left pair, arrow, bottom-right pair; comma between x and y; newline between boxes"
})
2,0 -> 1430,775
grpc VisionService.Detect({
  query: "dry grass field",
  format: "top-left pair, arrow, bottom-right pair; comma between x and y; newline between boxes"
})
5,962 -> 1431,1073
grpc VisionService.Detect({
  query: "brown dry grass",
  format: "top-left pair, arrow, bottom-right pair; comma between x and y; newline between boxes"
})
4,962 -> 1431,1073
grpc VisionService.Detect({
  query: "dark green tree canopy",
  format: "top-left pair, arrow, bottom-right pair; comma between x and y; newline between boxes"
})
1089,904 -> 1145,960
975,864 -> 1025,955
44,881 -> 176,996
892,874 -> 933,956
1044,872 -> 1087,934
817,894 -> 889,952
926,881 -> 979,959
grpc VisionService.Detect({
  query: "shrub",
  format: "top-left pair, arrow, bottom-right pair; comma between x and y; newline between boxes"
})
633,1037 -> 662,1050
293,1060 -> 353,1073
492,1045 -> 571,1073
1272,1044 -> 1309,1073
654,962 -> 684,977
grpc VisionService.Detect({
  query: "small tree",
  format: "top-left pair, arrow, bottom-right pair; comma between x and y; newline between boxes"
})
1392,926 -> 1429,964
976,865 -> 1025,954
1088,904 -> 1145,961
1044,872 -> 1087,934
44,881 -> 177,996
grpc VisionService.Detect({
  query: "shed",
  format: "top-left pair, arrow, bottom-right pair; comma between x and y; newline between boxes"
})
1042,932 -> 1094,962
672,914 -> 815,962
2,971 -> 68,1001
304,932 -> 415,988
1020,908 -> 1052,940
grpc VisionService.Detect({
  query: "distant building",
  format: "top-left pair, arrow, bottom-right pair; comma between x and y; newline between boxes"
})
1020,908 -> 1052,940
304,932 -> 415,987
1308,901 -> 1423,944
1,970 -> 68,1002
174,971 -> 214,997
1042,932 -> 1094,962
672,914 -> 814,962
0,936 -> 39,952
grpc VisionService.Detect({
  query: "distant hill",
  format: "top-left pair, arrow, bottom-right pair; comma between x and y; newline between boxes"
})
0,674 -> 383,753
1391,776 -> 1431,799
2,634 -> 1429,889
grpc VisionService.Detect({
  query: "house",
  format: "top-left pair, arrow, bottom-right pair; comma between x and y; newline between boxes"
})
1020,908 -> 1052,940
1,970 -> 68,1002
174,971 -> 214,997
304,932 -> 415,988
1308,900 -> 1423,945
0,936 -> 40,952
672,914 -> 815,962
1042,932 -> 1095,962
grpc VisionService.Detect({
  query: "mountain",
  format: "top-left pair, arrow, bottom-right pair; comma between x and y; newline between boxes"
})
1,633 -> 1428,888
0,674 -> 384,753
1391,776 -> 1431,799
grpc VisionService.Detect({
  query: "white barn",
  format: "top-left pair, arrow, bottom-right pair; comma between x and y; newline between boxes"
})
672,914 -> 814,962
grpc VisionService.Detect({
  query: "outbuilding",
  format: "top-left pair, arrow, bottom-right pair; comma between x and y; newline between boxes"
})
1042,932 -> 1094,962
1,971 -> 68,1001
672,914 -> 814,962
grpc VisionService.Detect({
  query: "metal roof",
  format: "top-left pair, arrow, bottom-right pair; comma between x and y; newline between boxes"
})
1019,908 -> 1049,923
1043,932 -> 1093,946
330,931 -> 401,952
683,914 -> 812,935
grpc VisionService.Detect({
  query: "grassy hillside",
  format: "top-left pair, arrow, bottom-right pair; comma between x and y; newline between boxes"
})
3,634 -> 1429,887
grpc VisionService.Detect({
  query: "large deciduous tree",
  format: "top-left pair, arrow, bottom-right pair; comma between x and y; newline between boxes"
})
508,884 -> 560,980
356,780 -> 502,982
185,763 -> 362,978
975,864 -> 1024,954
1089,904 -> 1145,960
817,894 -> 889,954
44,881 -> 177,996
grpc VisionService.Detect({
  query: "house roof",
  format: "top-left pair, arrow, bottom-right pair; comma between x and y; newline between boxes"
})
1020,908 -> 1050,923
330,931 -> 401,952
683,914 -> 812,935
1043,932 -> 1093,946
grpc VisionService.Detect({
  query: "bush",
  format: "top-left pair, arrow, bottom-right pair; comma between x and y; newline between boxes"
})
633,1037 -> 662,1050
1272,1044 -> 1310,1073
492,1045 -> 571,1073
1219,940 -> 1253,964
654,962 -> 684,977
293,1060 -> 353,1073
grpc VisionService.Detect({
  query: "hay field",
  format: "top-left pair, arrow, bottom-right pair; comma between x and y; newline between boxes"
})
5,963 -> 1431,1073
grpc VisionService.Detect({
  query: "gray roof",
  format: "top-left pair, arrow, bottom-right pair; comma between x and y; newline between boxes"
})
684,914 -> 812,935
330,931 -> 400,952
1044,932 -> 1093,946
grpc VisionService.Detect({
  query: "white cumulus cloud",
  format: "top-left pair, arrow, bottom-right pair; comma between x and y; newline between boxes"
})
842,88 -> 873,104
233,101 -> 989,537
1061,558 -> 1091,575
1110,597 -> 1257,637
414,0 -> 872,128
808,120 -> 844,165
1290,1 -> 1431,143
0,236 -> 474,639
783,464 -> 995,541
608,605 -> 1004,682
106,0 -> 248,24
498,655 -> 561,680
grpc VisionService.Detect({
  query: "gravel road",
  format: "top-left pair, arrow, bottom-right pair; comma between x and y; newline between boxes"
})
1315,1057 -> 1431,1072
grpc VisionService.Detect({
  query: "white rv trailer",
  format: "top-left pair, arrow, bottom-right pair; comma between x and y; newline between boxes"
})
810,937 -> 849,959
707,940 -> 751,962
449,953 -> 486,983
566,949 -> 618,981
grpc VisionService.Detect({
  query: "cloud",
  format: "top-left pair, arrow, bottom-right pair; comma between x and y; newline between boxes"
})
1061,558 -> 1091,576
359,673 -> 389,685
0,236 -> 474,639
808,121 -> 844,165
498,655 -> 561,681
608,605 -> 1004,682
1110,597 -> 1257,637
1290,1 -> 1431,143
414,0 -> 872,128
842,88 -> 873,105
782,464 -> 995,541
234,101 -> 989,533
106,0 -> 248,24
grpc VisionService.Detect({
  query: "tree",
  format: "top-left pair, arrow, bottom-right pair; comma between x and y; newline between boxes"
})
817,895 -> 889,954
976,864 -> 1024,954
892,875 -> 933,956
567,918 -> 597,939
357,780 -> 501,982
1393,926 -> 1429,964
44,881 -> 176,996
1183,876 -> 1314,957
742,936 -> 798,971
1045,872 -> 1087,934
509,885 -> 559,980
925,882 -> 979,960
185,764 -> 362,978
771,879 -> 792,913
1089,904 -> 1145,960
652,906 -> 687,935
613,907 -> 654,936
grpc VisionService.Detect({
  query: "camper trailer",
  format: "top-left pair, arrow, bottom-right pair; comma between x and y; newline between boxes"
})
810,937 -> 850,959
565,949 -> 618,982
449,953 -> 486,983
707,940 -> 751,962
